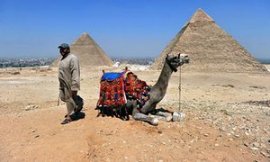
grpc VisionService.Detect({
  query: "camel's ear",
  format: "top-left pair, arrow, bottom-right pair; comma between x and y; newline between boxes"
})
177,53 -> 180,59
125,66 -> 128,71
102,69 -> 105,74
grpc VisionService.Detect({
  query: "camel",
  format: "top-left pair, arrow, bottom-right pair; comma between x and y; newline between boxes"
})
128,53 -> 189,125
96,53 -> 189,125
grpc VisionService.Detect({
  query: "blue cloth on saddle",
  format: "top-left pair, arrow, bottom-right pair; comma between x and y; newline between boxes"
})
101,72 -> 125,81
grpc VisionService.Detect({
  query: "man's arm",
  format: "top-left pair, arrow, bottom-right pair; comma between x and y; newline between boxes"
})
70,56 -> 80,94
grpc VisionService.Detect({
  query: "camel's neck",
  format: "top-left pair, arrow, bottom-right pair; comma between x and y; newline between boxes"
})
152,61 -> 173,94
139,61 -> 175,113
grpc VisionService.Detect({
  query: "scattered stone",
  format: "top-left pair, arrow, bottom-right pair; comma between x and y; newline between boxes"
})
24,105 -> 39,111
203,133 -> 209,137
260,151 -> 270,158
250,147 -> 259,151
234,134 -> 240,138
157,130 -> 162,134
244,143 -> 249,147
251,142 -> 260,148
11,71 -> 20,75
34,135 -> 40,138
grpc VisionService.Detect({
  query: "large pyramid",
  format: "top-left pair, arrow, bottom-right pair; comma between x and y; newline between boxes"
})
151,9 -> 267,73
52,32 -> 113,67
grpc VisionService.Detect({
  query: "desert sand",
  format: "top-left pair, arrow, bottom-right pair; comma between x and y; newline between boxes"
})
0,66 -> 269,162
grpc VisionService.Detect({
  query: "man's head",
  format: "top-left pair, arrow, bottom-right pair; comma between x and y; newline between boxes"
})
58,43 -> 70,56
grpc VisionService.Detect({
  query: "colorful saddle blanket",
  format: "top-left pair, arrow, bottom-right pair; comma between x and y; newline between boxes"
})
96,71 -> 150,108
97,72 -> 126,107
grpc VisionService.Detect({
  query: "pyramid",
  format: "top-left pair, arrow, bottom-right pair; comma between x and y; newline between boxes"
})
151,9 -> 267,73
52,33 -> 113,67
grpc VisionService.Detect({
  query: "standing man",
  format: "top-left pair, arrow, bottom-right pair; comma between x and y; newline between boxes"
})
58,43 -> 82,124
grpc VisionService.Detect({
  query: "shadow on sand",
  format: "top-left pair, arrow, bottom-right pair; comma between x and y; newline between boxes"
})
70,112 -> 86,121
244,100 -> 270,107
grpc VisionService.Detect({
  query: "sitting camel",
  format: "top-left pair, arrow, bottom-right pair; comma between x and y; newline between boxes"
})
96,53 -> 189,125
128,53 -> 189,125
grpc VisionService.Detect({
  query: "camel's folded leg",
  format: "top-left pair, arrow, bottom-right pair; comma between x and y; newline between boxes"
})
133,112 -> 159,126
150,111 -> 173,122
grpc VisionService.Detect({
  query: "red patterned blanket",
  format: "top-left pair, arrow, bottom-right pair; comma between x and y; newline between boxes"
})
96,71 -> 150,108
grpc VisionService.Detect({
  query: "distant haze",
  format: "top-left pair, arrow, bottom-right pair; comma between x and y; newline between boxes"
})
0,0 -> 269,59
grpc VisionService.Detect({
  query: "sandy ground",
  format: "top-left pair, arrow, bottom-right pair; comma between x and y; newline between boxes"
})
0,66 -> 269,162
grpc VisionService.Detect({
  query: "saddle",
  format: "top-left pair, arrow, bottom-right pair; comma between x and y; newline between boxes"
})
97,71 -> 127,108
96,70 -> 150,109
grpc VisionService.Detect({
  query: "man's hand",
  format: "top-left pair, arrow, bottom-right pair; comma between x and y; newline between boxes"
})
71,91 -> 77,98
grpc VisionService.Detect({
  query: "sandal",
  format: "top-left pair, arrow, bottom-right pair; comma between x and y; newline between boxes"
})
61,118 -> 72,125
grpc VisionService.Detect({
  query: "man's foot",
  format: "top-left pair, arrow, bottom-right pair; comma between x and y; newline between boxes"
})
61,118 -> 72,125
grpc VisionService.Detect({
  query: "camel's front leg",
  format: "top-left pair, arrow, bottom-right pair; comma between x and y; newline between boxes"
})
139,99 -> 157,114
132,108 -> 158,126
150,110 -> 173,122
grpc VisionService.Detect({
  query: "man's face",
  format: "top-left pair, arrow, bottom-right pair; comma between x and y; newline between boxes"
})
59,48 -> 69,56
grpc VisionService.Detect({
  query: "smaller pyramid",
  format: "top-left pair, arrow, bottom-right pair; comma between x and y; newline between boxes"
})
52,33 -> 113,67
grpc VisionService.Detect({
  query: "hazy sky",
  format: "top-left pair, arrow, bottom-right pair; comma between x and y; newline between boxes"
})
0,0 -> 269,59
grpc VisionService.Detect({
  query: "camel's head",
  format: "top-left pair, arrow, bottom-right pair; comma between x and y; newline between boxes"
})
166,53 -> 189,72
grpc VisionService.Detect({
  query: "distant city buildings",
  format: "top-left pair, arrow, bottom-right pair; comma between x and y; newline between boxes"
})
112,57 -> 154,65
0,56 -> 155,68
0,57 -> 55,68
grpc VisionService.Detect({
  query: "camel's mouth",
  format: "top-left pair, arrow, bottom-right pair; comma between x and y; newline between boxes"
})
184,58 -> 190,64
179,54 -> 189,64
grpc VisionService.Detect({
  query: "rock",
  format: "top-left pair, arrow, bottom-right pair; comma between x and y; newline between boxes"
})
260,151 -> 270,158
251,142 -> 260,148
24,105 -> 39,111
250,147 -> 259,151
204,133 -> 209,137
34,135 -> 40,138
234,134 -> 240,138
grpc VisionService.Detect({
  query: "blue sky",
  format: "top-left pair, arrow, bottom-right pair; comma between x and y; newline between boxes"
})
0,0 -> 269,59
